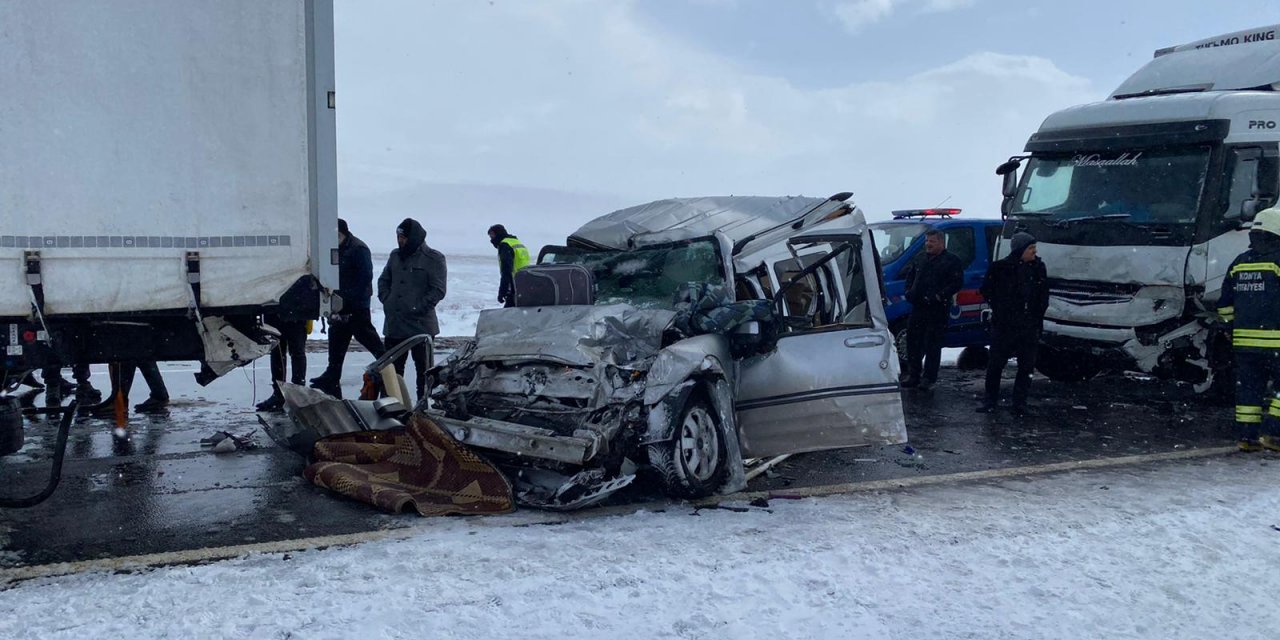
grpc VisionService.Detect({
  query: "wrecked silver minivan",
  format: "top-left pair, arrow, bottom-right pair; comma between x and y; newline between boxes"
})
426,193 -> 908,507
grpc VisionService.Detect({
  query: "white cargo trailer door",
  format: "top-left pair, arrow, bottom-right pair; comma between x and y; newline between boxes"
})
0,0 -> 337,317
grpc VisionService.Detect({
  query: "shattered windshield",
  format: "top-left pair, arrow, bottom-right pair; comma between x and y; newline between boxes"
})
1011,148 -> 1209,225
869,222 -> 927,264
544,239 -> 726,310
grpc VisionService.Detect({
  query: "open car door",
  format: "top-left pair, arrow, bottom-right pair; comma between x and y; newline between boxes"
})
734,227 -> 907,458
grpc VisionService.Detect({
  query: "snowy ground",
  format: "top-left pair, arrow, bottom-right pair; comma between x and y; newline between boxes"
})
2,456 -> 1277,639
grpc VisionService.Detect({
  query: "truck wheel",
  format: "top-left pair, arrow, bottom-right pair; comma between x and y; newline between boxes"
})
648,393 -> 728,499
956,346 -> 989,371
1035,346 -> 1101,383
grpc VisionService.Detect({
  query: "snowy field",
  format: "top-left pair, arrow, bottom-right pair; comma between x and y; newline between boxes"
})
311,253 -> 499,341
2,457 -> 1277,639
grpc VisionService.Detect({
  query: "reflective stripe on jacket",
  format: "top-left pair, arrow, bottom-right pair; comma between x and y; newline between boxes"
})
1218,249 -> 1280,351
501,236 -> 531,274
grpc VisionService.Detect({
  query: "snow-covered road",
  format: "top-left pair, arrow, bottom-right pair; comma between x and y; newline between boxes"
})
2,456 -> 1276,639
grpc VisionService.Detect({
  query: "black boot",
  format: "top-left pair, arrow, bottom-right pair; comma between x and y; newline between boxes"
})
255,393 -> 284,412
134,396 -> 170,413
84,395 -> 127,419
76,382 -> 103,404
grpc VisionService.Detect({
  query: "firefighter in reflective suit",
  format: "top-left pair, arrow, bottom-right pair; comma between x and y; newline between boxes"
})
1218,207 -> 1280,451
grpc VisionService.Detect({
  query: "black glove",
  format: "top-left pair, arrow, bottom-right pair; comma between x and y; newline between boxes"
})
497,293 -> 507,304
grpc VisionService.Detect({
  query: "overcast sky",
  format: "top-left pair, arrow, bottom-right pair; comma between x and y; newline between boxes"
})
332,0 -> 1280,254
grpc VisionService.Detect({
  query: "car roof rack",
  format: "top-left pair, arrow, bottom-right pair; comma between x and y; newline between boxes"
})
891,208 -> 961,220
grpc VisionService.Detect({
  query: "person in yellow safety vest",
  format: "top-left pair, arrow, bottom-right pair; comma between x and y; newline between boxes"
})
488,224 -> 531,307
1217,206 -> 1280,452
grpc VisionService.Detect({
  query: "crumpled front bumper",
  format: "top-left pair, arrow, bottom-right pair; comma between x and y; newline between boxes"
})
424,410 -> 601,466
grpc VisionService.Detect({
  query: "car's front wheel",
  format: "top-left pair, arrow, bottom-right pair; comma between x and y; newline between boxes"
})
648,393 -> 728,499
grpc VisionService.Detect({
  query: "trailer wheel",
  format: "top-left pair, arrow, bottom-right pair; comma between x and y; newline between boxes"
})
1035,346 -> 1101,383
648,392 -> 728,499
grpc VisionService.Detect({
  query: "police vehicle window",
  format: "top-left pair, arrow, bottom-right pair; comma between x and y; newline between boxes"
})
870,223 -> 927,264
985,224 -> 1003,262
943,227 -> 976,269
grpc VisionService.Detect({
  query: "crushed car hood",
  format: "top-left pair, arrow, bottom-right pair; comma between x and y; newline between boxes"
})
470,304 -> 677,367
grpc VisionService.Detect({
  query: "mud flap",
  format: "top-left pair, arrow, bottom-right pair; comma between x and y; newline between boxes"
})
199,316 -> 277,377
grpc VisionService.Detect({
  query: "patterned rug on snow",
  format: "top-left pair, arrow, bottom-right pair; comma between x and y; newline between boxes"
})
304,413 -> 514,516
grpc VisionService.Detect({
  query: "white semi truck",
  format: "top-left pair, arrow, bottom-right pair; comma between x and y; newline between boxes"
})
0,0 -> 339,386
995,25 -> 1280,393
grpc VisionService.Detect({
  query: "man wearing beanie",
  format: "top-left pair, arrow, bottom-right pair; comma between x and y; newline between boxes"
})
977,231 -> 1049,415
901,229 -> 964,390
1217,207 -> 1280,452
310,218 -> 385,397
378,218 -> 447,400
487,224 -> 530,307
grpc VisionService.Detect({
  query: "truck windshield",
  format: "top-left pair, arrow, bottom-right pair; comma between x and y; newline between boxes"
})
869,223 -> 928,264
1011,148 -> 1210,225
543,239 -> 726,310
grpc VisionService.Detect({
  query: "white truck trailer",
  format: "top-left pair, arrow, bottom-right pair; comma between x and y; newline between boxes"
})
994,25 -> 1280,393
0,0 -> 339,385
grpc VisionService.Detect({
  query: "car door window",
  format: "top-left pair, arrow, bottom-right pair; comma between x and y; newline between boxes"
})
772,241 -> 869,329
943,227 -> 976,269
773,253 -> 828,327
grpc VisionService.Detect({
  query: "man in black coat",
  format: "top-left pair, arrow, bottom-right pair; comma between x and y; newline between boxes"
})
977,231 -> 1050,415
378,218 -> 447,400
901,230 -> 964,390
257,276 -> 320,412
310,219 -> 386,398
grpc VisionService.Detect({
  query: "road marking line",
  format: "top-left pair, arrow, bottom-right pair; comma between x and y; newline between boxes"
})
0,445 -> 1237,584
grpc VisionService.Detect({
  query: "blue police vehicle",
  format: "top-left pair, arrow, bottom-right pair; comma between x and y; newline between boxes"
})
870,209 -> 1005,368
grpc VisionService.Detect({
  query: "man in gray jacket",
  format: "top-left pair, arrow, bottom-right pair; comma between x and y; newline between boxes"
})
378,218 -> 447,399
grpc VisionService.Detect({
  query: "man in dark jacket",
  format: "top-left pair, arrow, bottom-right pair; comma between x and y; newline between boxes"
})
1217,207 -> 1280,452
310,219 -> 386,397
977,232 -> 1049,415
257,277 -> 320,412
378,218 -> 447,400
901,230 -> 964,390
488,224 -> 530,307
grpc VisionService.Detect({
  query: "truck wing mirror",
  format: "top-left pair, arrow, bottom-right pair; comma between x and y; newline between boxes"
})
1241,193 -> 1276,223
997,157 -> 1025,200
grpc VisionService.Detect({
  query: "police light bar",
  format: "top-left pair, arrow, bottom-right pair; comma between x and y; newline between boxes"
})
891,208 -> 961,219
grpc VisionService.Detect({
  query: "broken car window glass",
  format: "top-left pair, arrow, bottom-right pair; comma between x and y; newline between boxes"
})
546,239 -> 725,310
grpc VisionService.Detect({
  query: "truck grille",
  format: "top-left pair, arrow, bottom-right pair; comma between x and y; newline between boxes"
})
1048,279 -> 1143,306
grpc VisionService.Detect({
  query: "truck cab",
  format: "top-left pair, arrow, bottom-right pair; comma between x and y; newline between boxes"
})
995,25 -> 1280,393
871,209 -> 1005,366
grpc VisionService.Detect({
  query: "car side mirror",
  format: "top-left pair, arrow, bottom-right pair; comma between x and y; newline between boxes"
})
733,321 -> 761,335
